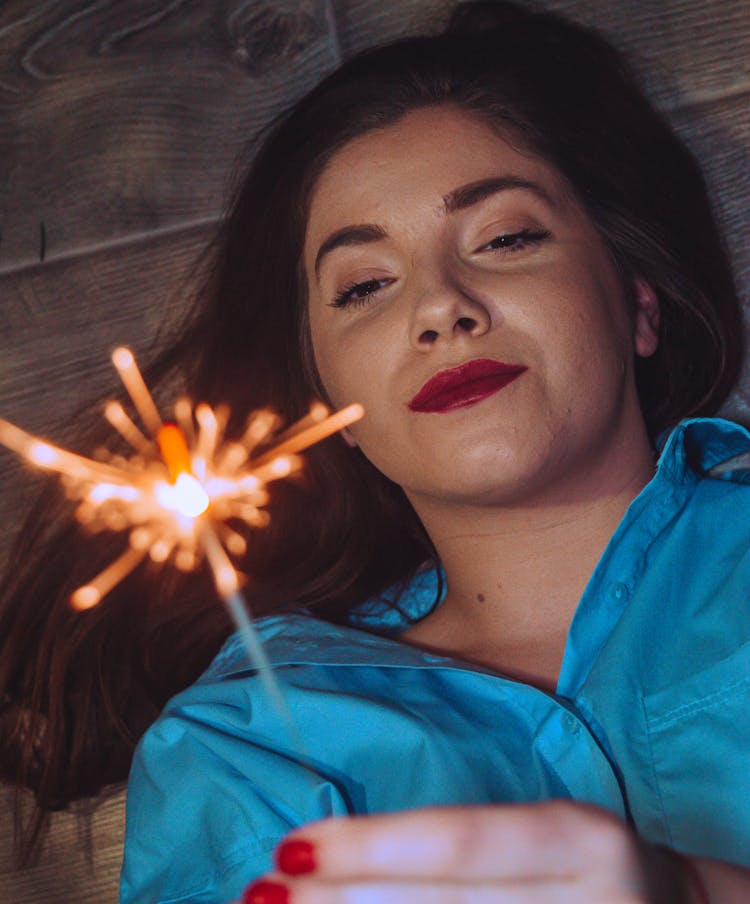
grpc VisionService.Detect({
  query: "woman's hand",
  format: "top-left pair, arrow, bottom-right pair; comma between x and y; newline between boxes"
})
241,801 -> 702,903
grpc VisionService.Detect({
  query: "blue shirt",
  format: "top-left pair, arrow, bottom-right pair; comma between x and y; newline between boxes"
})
120,418 -> 750,903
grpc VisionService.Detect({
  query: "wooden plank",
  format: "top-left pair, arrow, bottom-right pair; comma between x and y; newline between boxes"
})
0,785 -> 127,904
0,0 -> 341,270
0,224 -> 213,569
671,94 -> 750,423
332,0 -> 451,54
0,226 -> 211,427
546,0 -> 750,110
671,94 -> 750,287
333,0 -> 750,110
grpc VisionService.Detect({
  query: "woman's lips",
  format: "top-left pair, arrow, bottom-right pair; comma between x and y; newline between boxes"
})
408,359 -> 527,413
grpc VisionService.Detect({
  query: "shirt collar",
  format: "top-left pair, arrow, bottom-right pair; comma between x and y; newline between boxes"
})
202,611 -> 494,681
204,417 -> 750,682
655,416 -> 750,483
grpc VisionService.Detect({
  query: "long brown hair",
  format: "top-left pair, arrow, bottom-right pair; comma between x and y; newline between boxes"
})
1,0 -> 742,862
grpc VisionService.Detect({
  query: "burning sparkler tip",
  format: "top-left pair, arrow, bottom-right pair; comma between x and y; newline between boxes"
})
112,347 -> 134,368
2,346 -> 363,615
71,586 -> 100,610
28,442 -> 57,467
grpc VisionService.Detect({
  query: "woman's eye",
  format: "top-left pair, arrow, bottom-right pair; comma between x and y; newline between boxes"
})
329,277 -> 393,309
476,228 -> 551,254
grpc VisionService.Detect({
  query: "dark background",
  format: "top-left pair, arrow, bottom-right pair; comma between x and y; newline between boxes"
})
0,1 -> 748,899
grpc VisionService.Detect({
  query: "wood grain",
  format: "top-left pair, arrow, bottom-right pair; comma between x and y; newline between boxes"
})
334,0 -> 750,111
0,0 -> 341,268
672,92 -> 750,422
672,95 -> 750,286
332,0 -> 451,55
0,786 -> 126,904
0,222 -> 213,569
546,0 -> 750,108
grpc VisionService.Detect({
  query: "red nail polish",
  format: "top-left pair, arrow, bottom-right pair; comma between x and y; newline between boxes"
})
242,879 -> 290,904
276,838 -> 317,875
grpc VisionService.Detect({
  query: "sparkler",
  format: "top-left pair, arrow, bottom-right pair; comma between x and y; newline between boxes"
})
0,346 -> 363,712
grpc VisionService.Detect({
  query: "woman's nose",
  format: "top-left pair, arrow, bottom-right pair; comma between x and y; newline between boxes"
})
409,281 -> 492,348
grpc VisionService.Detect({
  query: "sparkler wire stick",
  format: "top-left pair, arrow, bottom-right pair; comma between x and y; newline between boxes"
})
0,347 -> 364,747
200,520 -> 289,718
708,451 -> 750,477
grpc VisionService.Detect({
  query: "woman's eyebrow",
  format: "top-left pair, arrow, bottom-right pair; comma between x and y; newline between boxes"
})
314,224 -> 387,278
313,176 -> 552,278
443,175 -> 554,213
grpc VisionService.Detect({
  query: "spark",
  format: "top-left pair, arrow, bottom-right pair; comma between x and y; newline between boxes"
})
0,348 -> 365,774
0,347 -> 363,623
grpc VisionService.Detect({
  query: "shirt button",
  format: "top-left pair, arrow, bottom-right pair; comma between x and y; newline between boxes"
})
608,582 -> 629,603
562,712 -> 580,734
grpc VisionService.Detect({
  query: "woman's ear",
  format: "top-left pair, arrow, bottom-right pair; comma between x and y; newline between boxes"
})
633,278 -> 660,358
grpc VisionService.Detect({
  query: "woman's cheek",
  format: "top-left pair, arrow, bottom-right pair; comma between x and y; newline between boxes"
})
336,322 -> 398,404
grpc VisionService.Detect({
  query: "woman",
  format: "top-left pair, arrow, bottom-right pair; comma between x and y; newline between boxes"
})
2,2 -> 749,901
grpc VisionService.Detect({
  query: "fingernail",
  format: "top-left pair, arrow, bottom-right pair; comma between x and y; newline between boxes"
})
242,878 -> 290,904
276,838 -> 317,875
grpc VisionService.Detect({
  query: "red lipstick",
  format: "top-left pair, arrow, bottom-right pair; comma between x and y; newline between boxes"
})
408,358 -> 526,413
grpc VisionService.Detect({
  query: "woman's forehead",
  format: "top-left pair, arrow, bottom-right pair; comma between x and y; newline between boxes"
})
312,107 -> 544,198
303,106 -> 574,256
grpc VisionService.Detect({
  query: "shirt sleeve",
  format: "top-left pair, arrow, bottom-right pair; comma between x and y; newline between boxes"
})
119,677 -> 352,904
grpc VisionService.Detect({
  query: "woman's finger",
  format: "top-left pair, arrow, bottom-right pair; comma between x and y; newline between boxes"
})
275,801 -> 637,884
245,876 -> 588,904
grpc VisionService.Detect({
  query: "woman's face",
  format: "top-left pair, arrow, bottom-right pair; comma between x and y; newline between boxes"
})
304,106 -> 658,508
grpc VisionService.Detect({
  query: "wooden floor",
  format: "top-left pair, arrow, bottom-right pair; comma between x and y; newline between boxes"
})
0,1 -> 748,901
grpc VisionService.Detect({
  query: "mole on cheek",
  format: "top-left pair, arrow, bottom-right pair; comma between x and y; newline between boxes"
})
476,593 -> 486,602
